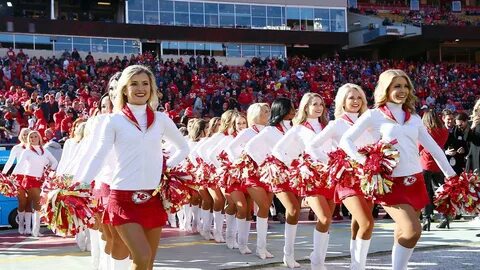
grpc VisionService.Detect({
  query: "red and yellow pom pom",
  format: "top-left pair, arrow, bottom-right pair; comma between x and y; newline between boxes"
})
229,153 -> 258,187
357,140 -> 399,198
327,148 -> 359,188
289,153 -> 328,197
41,181 -> 96,237
259,155 -> 289,188
0,173 -> 18,197
434,172 -> 480,216
155,168 -> 195,214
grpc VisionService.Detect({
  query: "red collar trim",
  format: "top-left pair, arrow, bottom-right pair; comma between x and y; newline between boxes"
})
275,124 -> 285,134
378,105 -> 411,124
30,146 -> 44,156
251,125 -> 260,134
122,105 -> 155,131
341,114 -> 355,125
302,121 -> 323,133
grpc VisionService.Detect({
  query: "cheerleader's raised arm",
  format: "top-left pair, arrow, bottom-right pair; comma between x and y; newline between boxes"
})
272,127 -> 303,166
307,120 -> 339,163
339,110 -> 374,165
2,144 -> 24,174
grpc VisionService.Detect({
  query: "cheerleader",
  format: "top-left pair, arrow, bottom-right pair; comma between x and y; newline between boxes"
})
308,84 -> 374,269
339,70 -> 456,270
183,119 -> 208,233
2,128 -> 30,234
244,98 -> 298,267
196,110 -> 238,243
224,111 -> 254,254
226,103 -> 273,257
190,117 -> 220,240
17,130 -> 58,237
56,119 -> 87,175
77,65 -> 189,270
272,93 -> 334,269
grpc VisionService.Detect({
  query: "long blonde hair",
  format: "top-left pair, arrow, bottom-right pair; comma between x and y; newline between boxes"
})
422,110 -> 444,130
471,99 -> 480,126
26,130 -> 43,147
292,93 -> 328,126
113,65 -> 159,112
247,103 -> 270,126
218,110 -> 237,134
207,117 -> 220,137
334,83 -> 368,119
374,69 -> 417,114
18,128 -> 31,145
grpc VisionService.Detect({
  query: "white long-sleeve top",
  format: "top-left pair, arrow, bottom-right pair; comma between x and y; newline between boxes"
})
17,146 -> 58,177
56,138 -> 79,175
196,133 -> 224,164
226,125 -> 264,162
339,102 -> 456,178
189,138 -> 207,166
76,103 -> 189,190
244,121 -> 292,165
272,118 -> 323,166
307,113 -> 375,163
2,144 -> 26,175
208,133 -> 234,168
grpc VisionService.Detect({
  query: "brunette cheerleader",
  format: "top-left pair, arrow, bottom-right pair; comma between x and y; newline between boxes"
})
77,65 -> 189,270
340,70 -> 456,270
272,93 -> 335,269
2,128 -> 31,234
244,98 -> 299,267
17,130 -> 58,237
190,117 -> 220,240
308,84 -> 374,269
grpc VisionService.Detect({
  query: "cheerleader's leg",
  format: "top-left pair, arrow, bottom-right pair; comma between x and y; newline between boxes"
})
382,204 -> 421,270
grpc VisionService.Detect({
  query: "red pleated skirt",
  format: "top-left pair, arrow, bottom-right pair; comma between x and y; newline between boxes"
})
376,173 -> 429,211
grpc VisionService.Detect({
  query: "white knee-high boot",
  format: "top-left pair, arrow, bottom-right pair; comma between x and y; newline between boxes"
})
98,236 -> 108,270
283,223 -> 300,268
110,257 -> 132,270
201,210 -> 213,240
192,205 -> 200,233
24,212 -> 32,235
17,211 -> 25,234
256,217 -> 273,259
183,205 -> 193,232
89,229 -> 101,270
350,239 -> 357,268
236,218 -> 251,254
213,211 -> 225,243
353,239 -> 371,270
310,230 -> 329,270
32,211 -> 43,237
168,213 -> 177,228
76,230 -> 87,251
392,243 -> 414,270
177,208 -> 185,230
225,214 -> 237,249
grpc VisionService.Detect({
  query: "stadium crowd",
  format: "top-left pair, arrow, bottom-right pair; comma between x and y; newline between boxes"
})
0,48 -> 479,144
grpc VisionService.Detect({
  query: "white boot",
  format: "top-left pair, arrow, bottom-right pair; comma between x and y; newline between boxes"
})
213,211 -> 225,243
89,229 -> 100,270
183,205 -> 193,232
192,205 -> 200,233
349,239 -> 357,269
177,208 -> 185,230
76,230 -> 87,251
310,230 -> 329,270
201,210 -> 213,240
24,212 -> 32,235
110,257 -> 132,270
168,213 -> 177,228
283,223 -> 300,268
32,211 -> 43,237
98,236 -> 108,270
392,243 -> 414,270
85,229 -> 92,251
225,214 -> 237,249
353,239 -> 371,270
236,218 -> 251,254
256,217 -> 273,259
17,211 -> 25,235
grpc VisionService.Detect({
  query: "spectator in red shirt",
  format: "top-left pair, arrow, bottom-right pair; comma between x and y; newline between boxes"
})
60,108 -> 75,137
419,109 -> 449,230
237,88 -> 254,111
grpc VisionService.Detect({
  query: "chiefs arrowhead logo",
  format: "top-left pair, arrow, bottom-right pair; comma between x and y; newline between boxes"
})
403,176 -> 417,186
131,191 -> 152,204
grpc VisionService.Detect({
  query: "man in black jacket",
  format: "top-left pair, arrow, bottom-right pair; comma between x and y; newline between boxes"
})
444,112 -> 470,174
